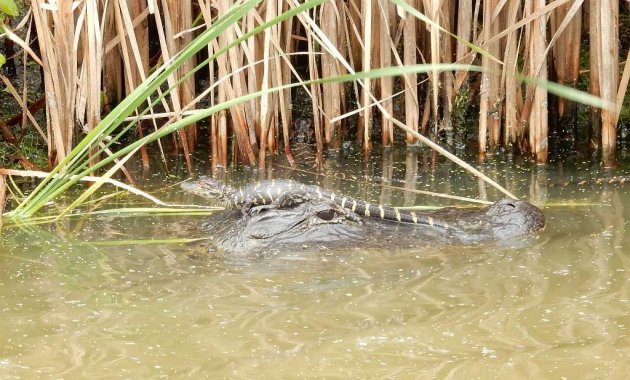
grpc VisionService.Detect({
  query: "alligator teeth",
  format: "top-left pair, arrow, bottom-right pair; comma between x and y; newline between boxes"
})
378,205 -> 384,219
364,203 -> 371,217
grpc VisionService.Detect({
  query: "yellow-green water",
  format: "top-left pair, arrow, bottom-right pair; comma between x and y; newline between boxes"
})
1,150 -> 629,378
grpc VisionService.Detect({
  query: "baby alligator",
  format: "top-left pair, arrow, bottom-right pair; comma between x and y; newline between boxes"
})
181,177 -> 545,235
182,177 -> 451,227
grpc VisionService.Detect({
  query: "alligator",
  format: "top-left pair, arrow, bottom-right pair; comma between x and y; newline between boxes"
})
182,177 -> 545,254
196,196 -> 544,256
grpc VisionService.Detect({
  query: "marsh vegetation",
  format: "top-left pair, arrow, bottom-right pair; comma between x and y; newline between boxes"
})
0,1 -> 628,216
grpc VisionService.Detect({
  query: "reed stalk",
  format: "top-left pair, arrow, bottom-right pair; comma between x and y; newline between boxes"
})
165,0 -> 197,150
378,0 -> 393,146
359,0 -> 373,151
0,174 -> 6,217
454,0 -> 472,92
108,0 -> 150,177
527,0 -> 549,163
257,0 -> 276,168
503,0 -> 522,146
479,0 -> 503,154
422,0 -> 440,141
591,0 -> 619,167
102,1 -> 122,114
615,45 -> 630,127
31,0 -> 76,164
439,0 -> 454,146
276,1 -> 293,159
550,0 -> 582,135
402,0 -> 418,144
320,1 -> 337,147
305,13 -> 324,166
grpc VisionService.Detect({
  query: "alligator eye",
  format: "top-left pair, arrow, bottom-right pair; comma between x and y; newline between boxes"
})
316,209 -> 338,221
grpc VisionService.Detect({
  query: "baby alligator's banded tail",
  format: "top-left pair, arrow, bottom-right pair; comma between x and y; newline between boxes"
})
182,177 -> 451,228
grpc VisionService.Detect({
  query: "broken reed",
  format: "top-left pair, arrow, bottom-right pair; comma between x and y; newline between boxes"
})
9,0 -> 628,171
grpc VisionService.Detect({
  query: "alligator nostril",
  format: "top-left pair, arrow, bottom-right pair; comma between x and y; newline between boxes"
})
506,202 -> 516,208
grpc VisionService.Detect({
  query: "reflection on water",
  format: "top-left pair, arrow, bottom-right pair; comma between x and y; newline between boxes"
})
1,149 -> 630,378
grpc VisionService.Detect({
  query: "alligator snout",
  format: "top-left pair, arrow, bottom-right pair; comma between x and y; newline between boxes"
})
485,199 -> 545,239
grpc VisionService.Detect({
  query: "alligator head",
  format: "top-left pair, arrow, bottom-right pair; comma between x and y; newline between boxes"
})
203,200 -> 364,256
480,199 -> 546,239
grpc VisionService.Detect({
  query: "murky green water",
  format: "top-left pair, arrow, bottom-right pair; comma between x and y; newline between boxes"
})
1,149 -> 630,378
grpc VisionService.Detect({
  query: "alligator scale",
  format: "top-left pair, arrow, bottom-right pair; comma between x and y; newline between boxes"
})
182,177 -> 545,254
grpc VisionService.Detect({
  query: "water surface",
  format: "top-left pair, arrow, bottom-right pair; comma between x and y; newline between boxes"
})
1,150 -> 629,378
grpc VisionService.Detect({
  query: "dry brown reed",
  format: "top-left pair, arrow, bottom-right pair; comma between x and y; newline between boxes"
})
0,174 -> 6,216
550,1 -> 582,135
3,0 -> 629,172
30,0 -> 77,164
590,0 -> 619,167
402,0 -> 419,144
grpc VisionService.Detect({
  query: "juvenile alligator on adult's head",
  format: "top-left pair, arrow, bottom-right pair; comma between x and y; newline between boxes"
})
182,176 -> 449,226
181,177 -> 546,244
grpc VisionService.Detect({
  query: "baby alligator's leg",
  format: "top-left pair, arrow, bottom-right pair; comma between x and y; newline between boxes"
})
243,189 -> 311,215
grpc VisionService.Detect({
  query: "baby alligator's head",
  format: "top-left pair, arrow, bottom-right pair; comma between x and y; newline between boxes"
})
181,176 -> 237,200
